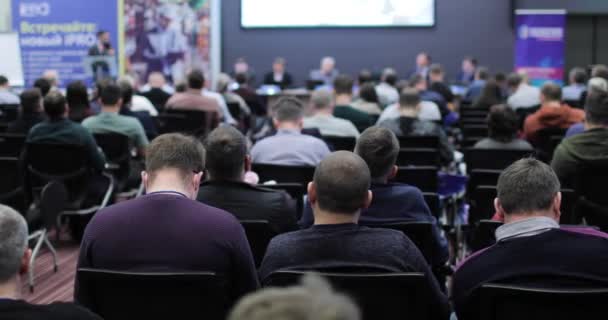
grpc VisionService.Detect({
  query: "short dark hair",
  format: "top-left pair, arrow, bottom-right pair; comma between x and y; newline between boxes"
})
0,75 -> 7,86
487,104 -> 519,143
408,74 -> 425,87
358,83 -> 379,104
187,70 -> 205,90
568,67 -> 587,84
497,158 -> 560,215
592,65 -> 608,82
355,127 -> 399,179
272,97 -> 303,122
464,56 -> 478,66
235,72 -> 248,85
383,69 -> 398,86
429,64 -> 443,76
205,126 -> 247,181
33,78 -> 51,97
145,133 -> 205,181
313,151 -> 371,214
541,82 -> 562,102
494,72 -> 506,83
43,91 -> 66,119
66,81 -> 89,109
117,80 -> 133,105
19,89 -> 42,114
100,83 -> 122,106
96,30 -> 107,38
506,73 -> 523,88
476,67 -> 489,80
333,74 -> 354,95
399,88 -> 421,108
585,89 -> 608,126
358,69 -> 373,85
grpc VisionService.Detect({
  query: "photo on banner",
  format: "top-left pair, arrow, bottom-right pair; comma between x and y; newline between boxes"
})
124,0 -> 212,86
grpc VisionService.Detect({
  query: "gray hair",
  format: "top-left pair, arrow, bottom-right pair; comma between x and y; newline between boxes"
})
229,274 -> 361,320
311,89 -> 334,110
0,205 -> 28,282
588,77 -> 608,94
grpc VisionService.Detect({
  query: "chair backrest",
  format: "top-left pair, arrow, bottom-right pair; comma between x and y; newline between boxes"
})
361,222 -> 434,264
533,127 -> 567,160
470,219 -> 503,251
398,135 -> 439,149
0,157 -> 25,213
157,109 -> 217,136
322,135 -> 357,151
240,219 -> 277,267
252,163 -> 316,186
226,102 -> 241,120
473,283 -> 608,320
423,192 -> 441,219
467,169 -> 502,196
393,166 -> 438,193
397,148 -> 440,167
0,104 -> 19,122
465,148 -> 533,172
574,163 -> 608,230
469,185 -> 498,224
76,268 -> 231,320
0,133 -> 26,158
461,124 -> 489,139
260,183 -> 306,219
264,271 -> 430,320
93,133 -> 131,166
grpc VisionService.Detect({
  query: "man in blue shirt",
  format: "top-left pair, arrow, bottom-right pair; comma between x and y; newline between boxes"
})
562,67 -> 587,101
410,74 -> 449,118
464,67 -> 489,103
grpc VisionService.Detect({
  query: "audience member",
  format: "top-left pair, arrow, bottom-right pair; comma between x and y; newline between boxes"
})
458,56 -> 477,84
410,52 -> 431,79
42,70 -> 60,91
375,68 -> 399,106
410,74 -> 449,117
232,57 -> 256,85
351,83 -> 382,115
472,79 -> 503,110
357,69 -> 374,87
523,83 -> 584,143
165,70 -> 221,123
229,274 -> 360,320
474,105 -> 533,150
7,89 -> 44,134
333,74 -> 373,130
198,126 -> 297,234
552,90 -> 608,187
310,56 -> 339,86
234,73 -> 265,116
259,151 -> 449,319
299,127 -> 448,266
66,81 -> 92,122
378,88 -> 454,165
562,67 -> 588,101
303,89 -> 359,138
200,72 -> 238,124
27,91 -> 105,172
75,133 -> 259,302
263,57 -> 293,89
83,83 -> 148,156
117,79 -> 159,139
506,73 -> 540,110
0,75 -> 19,104
251,97 -> 330,166
565,77 -> 608,137
494,72 -> 508,99
429,64 -> 455,107
452,158 -> 608,319
139,72 -> 173,112
118,76 -> 157,116
33,78 -> 51,97
464,67 -> 489,103
217,73 -> 251,117
0,205 -> 102,319
591,64 -> 608,82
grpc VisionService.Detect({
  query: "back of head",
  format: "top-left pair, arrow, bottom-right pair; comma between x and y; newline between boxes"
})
313,151 -> 371,214
42,70 -> 59,87
497,158 -> 560,216
117,79 -> 133,106
429,63 -> 444,77
20,89 -> 42,114
506,73 -> 523,89
187,70 -> 205,90
585,89 -> 608,126
33,78 -> 51,97
475,67 -> 489,80
311,89 -> 334,110
0,205 -> 28,283
145,133 -> 205,183
408,74 -> 426,89
235,72 -> 248,85
66,81 -> 90,109
358,69 -> 373,85
358,83 -> 379,104
541,82 -> 562,102
487,104 -> 519,143
43,91 -> 67,120
355,127 -> 399,180
0,75 -> 8,87
148,72 -> 166,88
381,68 -> 398,86
272,97 -> 304,123
588,77 -> 608,94
216,73 -> 232,93
228,274 -> 360,320
494,72 -> 506,83
399,88 -> 421,109
333,74 -> 354,95
477,80 -> 502,105
204,126 -> 247,181
592,64 -> 608,82
569,67 -> 587,84
100,83 -> 123,106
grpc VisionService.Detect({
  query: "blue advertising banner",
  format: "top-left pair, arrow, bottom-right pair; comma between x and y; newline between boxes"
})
514,10 -> 566,86
12,0 -> 119,87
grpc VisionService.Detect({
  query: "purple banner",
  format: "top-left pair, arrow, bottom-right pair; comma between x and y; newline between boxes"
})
515,10 -> 566,86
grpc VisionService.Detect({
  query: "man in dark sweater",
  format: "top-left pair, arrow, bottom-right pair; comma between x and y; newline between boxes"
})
7,89 -> 45,134
299,126 -> 448,267
75,133 -> 259,304
333,74 -> 373,131
0,205 -> 101,319
197,126 -> 297,234
452,158 -> 608,319
260,151 -> 449,319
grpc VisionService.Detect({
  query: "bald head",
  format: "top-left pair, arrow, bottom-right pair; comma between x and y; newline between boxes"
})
148,72 -> 166,88
312,151 -> 371,214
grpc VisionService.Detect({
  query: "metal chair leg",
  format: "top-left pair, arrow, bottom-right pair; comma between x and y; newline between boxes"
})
43,232 -> 58,273
28,230 -> 45,293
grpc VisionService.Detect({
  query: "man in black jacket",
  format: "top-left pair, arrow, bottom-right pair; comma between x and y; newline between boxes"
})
197,126 -> 298,234
7,89 -> 45,134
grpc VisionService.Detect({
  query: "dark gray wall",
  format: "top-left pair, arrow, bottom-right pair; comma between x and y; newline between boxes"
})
221,0 -> 515,86
515,0 -> 608,14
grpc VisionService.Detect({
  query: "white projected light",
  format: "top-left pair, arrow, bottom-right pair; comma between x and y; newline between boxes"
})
241,0 -> 435,28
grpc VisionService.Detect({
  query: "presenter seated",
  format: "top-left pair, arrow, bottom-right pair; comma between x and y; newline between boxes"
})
309,56 -> 339,87
263,57 -> 293,89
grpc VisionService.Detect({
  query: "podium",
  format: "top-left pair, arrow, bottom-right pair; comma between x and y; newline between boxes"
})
84,56 -> 117,82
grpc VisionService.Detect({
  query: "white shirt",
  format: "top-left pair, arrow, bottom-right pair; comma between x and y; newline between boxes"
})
377,101 -> 441,124
202,89 -> 237,124
140,84 -> 175,95
507,84 -> 541,110
131,95 -> 159,116
0,89 -> 20,104
375,82 -> 399,106
303,114 -> 360,138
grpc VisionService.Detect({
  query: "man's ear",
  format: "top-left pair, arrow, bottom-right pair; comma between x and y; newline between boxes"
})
244,155 -> 252,173
494,198 -> 506,221
20,249 -> 32,276
387,165 -> 398,180
362,190 -> 373,209
141,171 -> 149,191
552,191 -> 562,221
307,182 -> 317,205
272,118 -> 280,128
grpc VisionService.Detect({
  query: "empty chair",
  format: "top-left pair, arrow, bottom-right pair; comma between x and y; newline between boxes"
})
398,135 -> 439,149
0,104 -> 19,122
468,185 -> 497,225
533,127 -> 567,161
322,135 -> 357,151
467,169 -> 501,196
575,164 -> 608,231
0,133 -> 26,157
361,221 -> 434,264
263,271 -> 432,320
0,157 -> 26,213
469,219 -> 503,251
156,109 -> 218,136
393,166 -> 438,193
423,192 -> 442,219
76,269 -> 231,320
465,148 -> 534,172
461,124 -> 489,139
252,163 -> 315,186
93,133 -> 134,193
397,148 -> 440,167
240,220 -> 277,267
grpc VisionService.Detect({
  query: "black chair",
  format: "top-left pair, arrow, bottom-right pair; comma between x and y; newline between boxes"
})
156,109 -> 218,136
461,124 -> 489,139
470,283 -> 608,320
423,192 -> 442,219
564,99 -> 582,109
263,271 -> 431,320
253,163 -> 315,186
0,157 -> 26,214
468,185 -> 497,225
76,268 -> 231,320
261,183 -> 306,220
574,164 -> 608,230
398,136 -> 439,149
94,133 -> 134,192
322,135 -> 357,151
465,148 -> 534,173
0,104 -> 19,122
469,219 -> 503,251
226,102 -> 242,120
393,166 -> 438,193
397,148 -> 440,167
467,169 -> 502,197
240,220 -> 277,267
362,222 -> 434,264
515,105 -> 541,129
0,133 -> 26,158
532,127 -> 567,162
